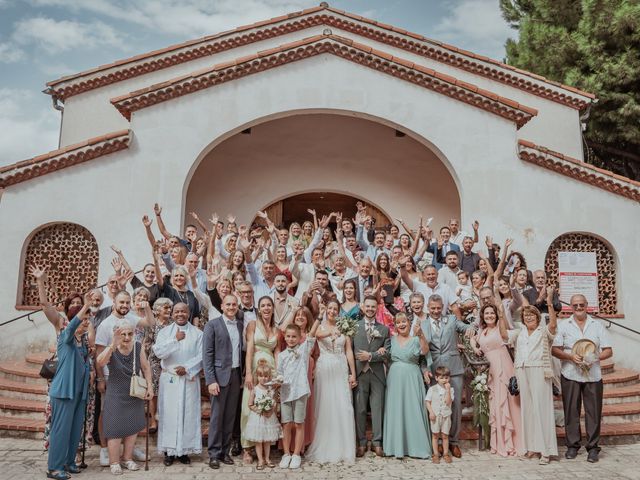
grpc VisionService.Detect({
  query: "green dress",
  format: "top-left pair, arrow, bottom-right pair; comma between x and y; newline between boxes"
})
383,336 -> 432,458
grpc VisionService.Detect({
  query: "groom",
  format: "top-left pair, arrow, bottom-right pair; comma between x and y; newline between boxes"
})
352,296 -> 391,457
203,294 -> 244,469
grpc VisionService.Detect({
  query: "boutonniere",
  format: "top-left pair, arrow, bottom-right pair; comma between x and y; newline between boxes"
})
370,329 -> 382,339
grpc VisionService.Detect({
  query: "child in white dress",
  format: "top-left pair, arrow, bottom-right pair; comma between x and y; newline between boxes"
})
244,360 -> 282,469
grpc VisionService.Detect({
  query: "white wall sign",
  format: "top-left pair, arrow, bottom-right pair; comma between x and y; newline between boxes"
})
558,251 -> 599,312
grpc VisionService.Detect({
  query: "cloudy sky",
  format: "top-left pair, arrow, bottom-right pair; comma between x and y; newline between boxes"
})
0,0 -> 515,166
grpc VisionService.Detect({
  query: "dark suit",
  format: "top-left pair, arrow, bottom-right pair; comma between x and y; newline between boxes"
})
203,316 -> 244,460
351,275 -> 374,302
352,319 -> 390,447
430,242 -> 461,270
523,288 -> 562,314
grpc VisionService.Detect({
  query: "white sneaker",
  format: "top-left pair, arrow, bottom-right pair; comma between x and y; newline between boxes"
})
100,447 -> 110,467
462,407 -> 474,415
132,446 -> 146,461
110,463 -> 122,475
289,455 -> 301,469
122,460 -> 140,471
279,454 -> 291,468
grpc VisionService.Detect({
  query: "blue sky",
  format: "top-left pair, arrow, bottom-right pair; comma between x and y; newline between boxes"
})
0,0 -> 515,166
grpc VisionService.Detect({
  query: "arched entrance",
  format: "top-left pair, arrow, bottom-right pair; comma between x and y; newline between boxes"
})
185,111 -> 461,231
255,192 -> 392,229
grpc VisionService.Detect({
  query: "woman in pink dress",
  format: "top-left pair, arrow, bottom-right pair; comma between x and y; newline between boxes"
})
278,306 -> 318,449
472,303 -> 525,457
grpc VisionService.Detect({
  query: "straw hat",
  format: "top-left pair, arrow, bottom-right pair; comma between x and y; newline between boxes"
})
572,339 -> 597,358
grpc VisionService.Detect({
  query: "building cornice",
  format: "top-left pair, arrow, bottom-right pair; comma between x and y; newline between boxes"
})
111,34 -> 537,129
45,5 -> 594,110
518,140 -> 640,202
0,130 -> 131,188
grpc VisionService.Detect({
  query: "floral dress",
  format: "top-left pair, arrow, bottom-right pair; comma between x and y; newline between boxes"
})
143,321 -> 173,395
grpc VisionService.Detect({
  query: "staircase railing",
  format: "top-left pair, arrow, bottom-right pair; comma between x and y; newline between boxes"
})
559,300 -> 640,336
0,269 -> 143,328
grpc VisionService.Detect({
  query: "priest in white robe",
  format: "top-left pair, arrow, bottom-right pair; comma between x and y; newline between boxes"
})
153,303 -> 204,465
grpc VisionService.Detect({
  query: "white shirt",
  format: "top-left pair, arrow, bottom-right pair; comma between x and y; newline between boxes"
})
552,315 -> 612,382
277,336 -> 316,402
510,325 -> 554,368
412,280 -> 459,314
246,262 -> 277,305
425,383 -> 454,416
450,230 -> 471,247
95,312 -> 139,377
222,315 -> 241,368
438,266 -> 460,292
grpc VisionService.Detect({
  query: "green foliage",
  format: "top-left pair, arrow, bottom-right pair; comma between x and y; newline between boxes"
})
501,0 -> 640,179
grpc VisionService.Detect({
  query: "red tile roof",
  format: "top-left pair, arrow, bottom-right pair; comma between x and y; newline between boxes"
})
45,5 -> 594,109
111,34 -> 537,129
0,130 -> 131,188
518,140 -> 640,202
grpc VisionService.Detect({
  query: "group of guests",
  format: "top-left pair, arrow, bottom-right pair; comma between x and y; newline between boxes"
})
37,202 -> 613,479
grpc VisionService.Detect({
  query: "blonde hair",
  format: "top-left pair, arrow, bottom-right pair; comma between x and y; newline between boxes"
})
254,359 -> 273,378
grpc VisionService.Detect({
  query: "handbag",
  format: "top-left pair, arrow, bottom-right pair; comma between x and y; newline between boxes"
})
507,375 -> 519,396
39,353 -> 58,380
129,341 -> 148,400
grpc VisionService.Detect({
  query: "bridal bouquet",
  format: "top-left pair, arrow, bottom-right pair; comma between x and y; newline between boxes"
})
470,369 -> 490,447
254,395 -> 274,414
336,316 -> 358,337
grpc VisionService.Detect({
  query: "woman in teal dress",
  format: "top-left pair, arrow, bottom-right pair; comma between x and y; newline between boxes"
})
383,312 -> 432,459
339,279 -> 361,319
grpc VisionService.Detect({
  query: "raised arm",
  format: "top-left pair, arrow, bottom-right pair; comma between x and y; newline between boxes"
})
189,211 -> 208,233
399,257 -> 415,291
28,265 -> 62,330
152,244 -> 165,288
307,208 -> 318,230
546,287 -> 558,335
395,217 -> 416,237
154,203 -> 174,240
206,213 -> 219,265
471,220 -> 479,244
494,238 -> 513,279
409,216 -> 423,257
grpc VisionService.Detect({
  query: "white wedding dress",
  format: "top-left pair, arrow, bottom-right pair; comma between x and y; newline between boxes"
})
305,331 -> 356,464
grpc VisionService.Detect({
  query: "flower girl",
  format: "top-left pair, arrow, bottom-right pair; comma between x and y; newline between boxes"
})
244,360 -> 282,469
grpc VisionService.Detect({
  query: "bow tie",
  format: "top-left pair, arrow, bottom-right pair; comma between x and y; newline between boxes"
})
224,319 -> 237,326
240,307 -> 253,312
287,346 -> 299,358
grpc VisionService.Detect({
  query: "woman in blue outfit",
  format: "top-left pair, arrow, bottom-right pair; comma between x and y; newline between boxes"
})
47,293 -> 92,480
339,279 -> 361,319
383,312 -> 432,459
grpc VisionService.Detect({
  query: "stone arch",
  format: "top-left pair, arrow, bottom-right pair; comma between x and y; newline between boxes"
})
19,222 -> 99,308
544,232 -> 618,314
183,110 -> 462,231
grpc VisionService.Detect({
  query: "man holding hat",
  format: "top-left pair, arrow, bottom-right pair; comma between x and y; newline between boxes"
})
552,294 -> 612,463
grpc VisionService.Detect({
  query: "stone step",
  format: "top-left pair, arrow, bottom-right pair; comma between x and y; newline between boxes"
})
0,397 -> 45,419
459,421 -> 640,445
0,415 -> 45,439
25,352 -> 51,366
0,378 -> 47,400
601,359 -> 614,374
603,384 -> 640,404
0,361 -> 45,385
603,368 -> 640,388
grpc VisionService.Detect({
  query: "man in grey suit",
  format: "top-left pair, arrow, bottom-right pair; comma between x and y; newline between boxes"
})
203,295 -> 244,469
419,294 -> 473,458
352,296 -> 391,457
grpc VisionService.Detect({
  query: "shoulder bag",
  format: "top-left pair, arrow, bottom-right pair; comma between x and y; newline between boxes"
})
129,341 -> 148,399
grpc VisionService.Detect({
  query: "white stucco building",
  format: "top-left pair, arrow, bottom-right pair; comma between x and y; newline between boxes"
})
0,3 -> 638,364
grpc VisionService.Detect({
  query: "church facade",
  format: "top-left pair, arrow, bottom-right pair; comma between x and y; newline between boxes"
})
1,4 -> 638,363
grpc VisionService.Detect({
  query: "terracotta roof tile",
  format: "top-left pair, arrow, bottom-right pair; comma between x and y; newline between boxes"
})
111,36 -> 536,130
45,6 -> 595,110
518,139 -> 640,202
0,130 -> 131,188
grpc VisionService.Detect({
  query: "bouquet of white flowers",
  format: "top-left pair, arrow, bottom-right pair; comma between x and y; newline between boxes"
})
254,394 -> 274,414
470,369 -> 490,447
335,316 -> 358,337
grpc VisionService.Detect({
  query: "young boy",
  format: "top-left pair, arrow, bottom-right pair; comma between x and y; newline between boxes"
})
455,271 -> 473,302
276,324 -> 316,469
425,366 -> 454,464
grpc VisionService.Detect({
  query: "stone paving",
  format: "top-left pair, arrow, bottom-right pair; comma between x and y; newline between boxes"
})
3,438 -> 640,480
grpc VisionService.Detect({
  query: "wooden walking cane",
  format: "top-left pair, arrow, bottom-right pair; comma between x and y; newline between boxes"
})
79,400 -> 88,469
145,399 -> 150,471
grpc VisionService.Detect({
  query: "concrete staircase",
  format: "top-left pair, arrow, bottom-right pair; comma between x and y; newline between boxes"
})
1,352 -> 639,445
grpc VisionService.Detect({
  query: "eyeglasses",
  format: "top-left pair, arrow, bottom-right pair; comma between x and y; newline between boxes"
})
108,280 -> 118,284
572,303 -> 586,308
239,291 -> 252,295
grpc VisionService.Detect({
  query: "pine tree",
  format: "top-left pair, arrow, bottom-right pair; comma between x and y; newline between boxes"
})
501,0 -> 640,180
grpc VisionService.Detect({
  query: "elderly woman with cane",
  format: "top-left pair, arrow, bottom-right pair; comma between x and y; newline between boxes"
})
46,292 -> 93,480
97,319 -> 153,475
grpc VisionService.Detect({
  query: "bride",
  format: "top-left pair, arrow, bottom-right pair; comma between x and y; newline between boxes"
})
305,299 -> 357,463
